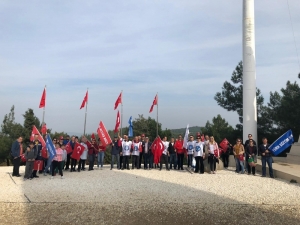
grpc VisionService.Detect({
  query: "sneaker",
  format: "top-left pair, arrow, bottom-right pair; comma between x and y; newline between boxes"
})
61,176 -> 64,179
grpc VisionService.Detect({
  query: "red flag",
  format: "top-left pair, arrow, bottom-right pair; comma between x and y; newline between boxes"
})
39,87 -> 46,108
30,126 -> 46,147
86,140 -> 92,149
41,123 -> 47,135
114,110 -> 120,133
34,160 -> 44,171
71,142 -> 85,160
97,121 -> 112,147
114,92 -> 122,110
219,138 -> 229,153
41,147 -> 48,158
80,90 -> 88,109
150,136 -> 164,164
65,142 -> 72,154
91,133 -> 95,140
149,94 -> 158,113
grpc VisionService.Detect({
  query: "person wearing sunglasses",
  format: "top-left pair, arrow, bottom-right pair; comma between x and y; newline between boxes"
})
233,138 -> 245,174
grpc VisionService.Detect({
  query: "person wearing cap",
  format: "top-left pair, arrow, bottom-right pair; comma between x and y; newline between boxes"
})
139,134 -> 146,169
24,142 -> 37,180
143,137 -> 152,169
110,136 -> 122,170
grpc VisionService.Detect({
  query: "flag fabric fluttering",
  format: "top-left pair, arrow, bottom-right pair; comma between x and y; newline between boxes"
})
151,136 -> 164,164
183,124 -> 189,149
71,142 -> 85,160
46,134 -> 56,161
269,129 -> 294,156
128,116 -> 133,137
80,90 -> 88,109
114,110 -> 120,133
41,123 -> 47,135
65,142 -> 72,154
219,138 -> 229,152
149,94 -> 158,113
30,125 -> 46,146
39,87 -> 46,108
97,121 -> 112,147
114,92 -> 122,110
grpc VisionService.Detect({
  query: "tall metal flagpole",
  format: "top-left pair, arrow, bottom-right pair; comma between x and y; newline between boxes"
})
84,88 -> 88,136
156,93 -> 158,137
243,0 -> 257,169
42,85 -> 46,125
120,90 -> 123,136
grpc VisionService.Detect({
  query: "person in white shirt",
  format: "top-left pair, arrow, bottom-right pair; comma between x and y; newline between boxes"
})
121,135 -> 132,170
131,136 -> 142,169
186,135 -> 195,168
160,136 -> 170,171
79,137 -> 88,171
194,136 -> 205,174
208,136 -> 219,174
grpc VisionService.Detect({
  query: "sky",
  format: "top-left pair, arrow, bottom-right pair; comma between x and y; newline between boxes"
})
0,0 -> 299,135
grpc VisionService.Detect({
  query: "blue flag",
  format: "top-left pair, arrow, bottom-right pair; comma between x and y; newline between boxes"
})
46,134 -> 56,161
128,116 -> 133,138
269,129 -> 294,156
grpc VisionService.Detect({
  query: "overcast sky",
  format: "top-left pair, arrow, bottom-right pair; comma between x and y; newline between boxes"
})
0,0 -> 299,135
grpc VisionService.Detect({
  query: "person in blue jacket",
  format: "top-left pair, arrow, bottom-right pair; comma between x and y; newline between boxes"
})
11,136 -> 23,177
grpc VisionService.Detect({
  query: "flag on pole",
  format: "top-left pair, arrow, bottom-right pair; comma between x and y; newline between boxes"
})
114,92 -> 122,110
219,138 -> 229,152
30,125 -> 46,146
114,110 -> 120,133
39,87 -> 46,108
97,121 -> 112,147
71,142 -> 85,160
41,123 -> 47,135
269,129 -> 294,156
128,116 -> 133,137
149,94 -> 158,113
65,141 -> 72,154
80,90 -> 88,109
46,134 -> 56,161
151,136 -> 164,164
183,124 -> 189,149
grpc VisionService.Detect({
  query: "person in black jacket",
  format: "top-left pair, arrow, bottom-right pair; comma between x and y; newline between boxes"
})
31,134 -> 43,178
244,134 -> 257,147
245,140 -> 257,175
168,137 -> 177,169
110,136 -> 121,170
11,136 -> 23,177
143,137 -> 152,169
221,143 -> 231,169
139,134 -> 146,168
258,137 -> 274,178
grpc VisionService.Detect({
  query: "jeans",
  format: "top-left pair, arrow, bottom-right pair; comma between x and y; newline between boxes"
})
78,159 -> 86,171
209,154 -> 216,172
122,156 -> 130,169
132,155 -> 139,169
169,153 -> 177,169
195,156 -> 204,173
235,157 -> 244,173
89,154 -> 95,170
12,157 -> 20,176
143,153 -> 150,169
261,156 -> 274,177
111,154 -> 120,169
221,154 -> 229,168
177,153 -> 184,169
44,157 -> 52,174
160,154 -> 169,170
139,152 -> 144,168
187,154 -> 193,167
97,151 -> 105,168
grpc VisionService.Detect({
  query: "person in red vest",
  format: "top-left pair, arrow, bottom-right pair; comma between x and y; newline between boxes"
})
175,135 -> 184,170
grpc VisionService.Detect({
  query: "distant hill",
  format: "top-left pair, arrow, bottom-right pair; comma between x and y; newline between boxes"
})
170,126 -> 204,137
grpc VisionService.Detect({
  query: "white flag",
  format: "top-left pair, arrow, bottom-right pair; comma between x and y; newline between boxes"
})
183,124 -> 189,149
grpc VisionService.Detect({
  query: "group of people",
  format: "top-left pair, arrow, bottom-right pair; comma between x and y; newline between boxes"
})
10,132 -> 274,180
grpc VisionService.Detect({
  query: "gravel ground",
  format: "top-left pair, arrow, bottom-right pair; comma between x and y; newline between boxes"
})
1,165 -> 300,225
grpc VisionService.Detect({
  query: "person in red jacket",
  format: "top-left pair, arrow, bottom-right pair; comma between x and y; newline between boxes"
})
88,139 -> 98,171
175,135 -> 184,170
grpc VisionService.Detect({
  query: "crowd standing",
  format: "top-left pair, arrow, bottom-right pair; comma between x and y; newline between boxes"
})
10,132 -> 275,180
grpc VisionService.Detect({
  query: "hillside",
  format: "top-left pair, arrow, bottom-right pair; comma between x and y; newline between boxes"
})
170,126 -> 204,137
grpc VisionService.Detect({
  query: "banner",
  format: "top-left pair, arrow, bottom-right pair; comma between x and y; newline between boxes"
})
97,121 -> 112,147
151,136 -> 164,164
128,116 -> 133,138
183,124 -> 189,149
65,142 -> 72,154
71,142 -> 85,160
219,138 -> 229,153
46,134 -> 56,161
30,125 -> 46,147
269,129 -> 294,156
34,160 -> 44,171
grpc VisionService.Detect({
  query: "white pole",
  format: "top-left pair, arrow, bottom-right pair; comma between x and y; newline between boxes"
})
243,0 -> 257,169
121,90 -> 123,136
